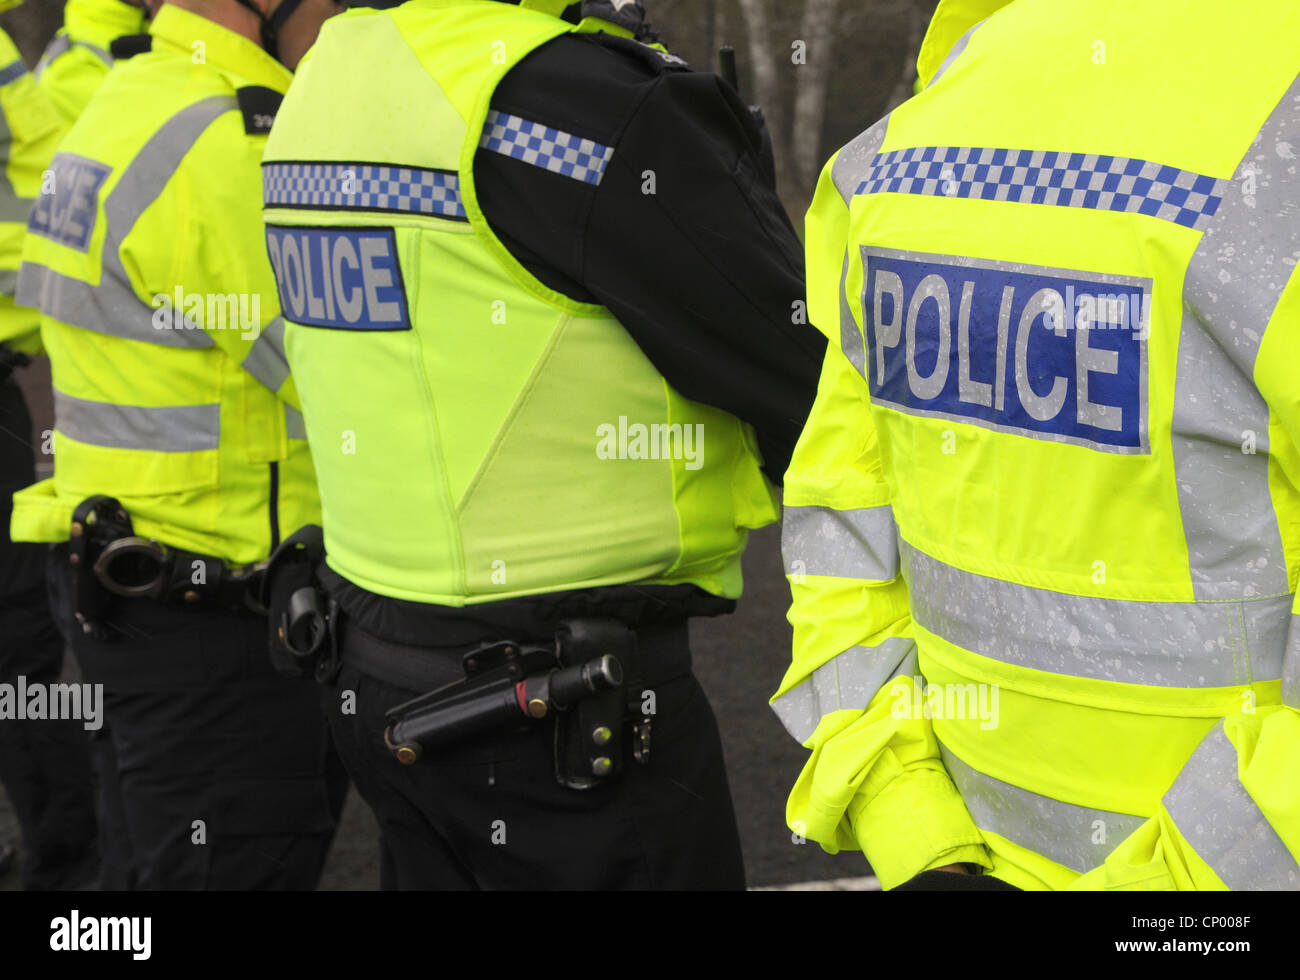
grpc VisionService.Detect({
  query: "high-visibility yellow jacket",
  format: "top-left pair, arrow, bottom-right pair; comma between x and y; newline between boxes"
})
10,4 -> 318,566
0,29 -> 64,354
35,0 -> 146,127
776,0 -> 1300,890
259,0 -> 777,605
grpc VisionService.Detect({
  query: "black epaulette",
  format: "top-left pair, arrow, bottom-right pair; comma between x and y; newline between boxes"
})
236,85 -> 283,135
108,34 -> 152,60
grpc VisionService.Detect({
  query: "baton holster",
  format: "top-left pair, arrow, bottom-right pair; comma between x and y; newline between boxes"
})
378,617 -> 647,790
260,524 -> 339,682
553,618 -> 643,789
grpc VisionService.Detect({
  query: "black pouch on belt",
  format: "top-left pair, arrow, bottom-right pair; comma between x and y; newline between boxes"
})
260,524 -> 335,680
553,618 -> 640,790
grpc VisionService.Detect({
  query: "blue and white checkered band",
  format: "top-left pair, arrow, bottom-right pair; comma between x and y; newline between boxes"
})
479,110 -> 615,186
856,148 -> 1229,231
262,163 -> 467,220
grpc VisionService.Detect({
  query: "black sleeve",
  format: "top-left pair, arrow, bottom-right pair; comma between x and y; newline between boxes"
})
475,32 -> 825,482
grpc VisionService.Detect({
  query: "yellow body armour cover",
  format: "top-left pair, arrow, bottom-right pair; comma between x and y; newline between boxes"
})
261,0 -> 778,607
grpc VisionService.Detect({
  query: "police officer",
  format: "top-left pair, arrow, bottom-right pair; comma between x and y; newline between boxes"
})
261,0 -> 824,888
8,0 -> 348,889
3,0 -> 158,892
776,0 -> 1300,890
34,0 -> 147,125
0,4 -> 99,890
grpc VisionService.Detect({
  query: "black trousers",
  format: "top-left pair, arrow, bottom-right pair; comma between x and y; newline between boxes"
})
47,554 -> 349,890
0,583 -> 100,890
326,617 -> 746,890
0,376 -> 98,889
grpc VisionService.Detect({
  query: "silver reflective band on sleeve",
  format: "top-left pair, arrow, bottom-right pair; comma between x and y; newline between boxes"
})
0,59 -> 26,87
35,35 -> 113,79
241,316 -> 289,392
54,389 -> 220,452
0,268 -> 16,294
1163,724 -> 1300,890
783,504 -> 899,581
901,541 -> 1291,688
0,96 -> 37,225
771,637 -> 915,744
34,34 -> 71,78
284,404 -> 307,441
1174,72 -> 1299,602
72,40 -> 112,67
940,743 -> 1145,874
16,96 -> 236,349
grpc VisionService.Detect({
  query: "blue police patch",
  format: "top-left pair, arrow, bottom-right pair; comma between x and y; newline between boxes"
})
28,154 -> 112,252
265,225 -> 410,331
859,247 -> 1149,453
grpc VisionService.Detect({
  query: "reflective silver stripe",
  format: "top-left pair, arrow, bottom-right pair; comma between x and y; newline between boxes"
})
783,504 -> 898,581
772,637 -> 916,743
17,96 -> 235,349
836,250 -> 865,378
284,404 -> 307,440
34,34 -> 72,78
0,268 -> 16,294
831,113 -> 890,205
241,315 -> 289,392
0,86 -> 37,225
55,389 -> 220,452
0,59 -> 26,87
901,541 -> 1292,688
72,40 -> 112,67
36,35 -> 112,79
925,20 -> 983,89
940,743 -> 1146,874
828,118 -> 890,373
1163,724 -> 1300,890
1174,73 -> 1299,601
18,259 -> 215,348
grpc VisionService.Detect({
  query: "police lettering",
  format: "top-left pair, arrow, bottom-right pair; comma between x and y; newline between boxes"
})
862,247 -> 1149,453
264,225 -> 410,331
28,155 -> 112,252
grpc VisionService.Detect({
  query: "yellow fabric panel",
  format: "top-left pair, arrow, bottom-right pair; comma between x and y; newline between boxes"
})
915,0 -> 1016,88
